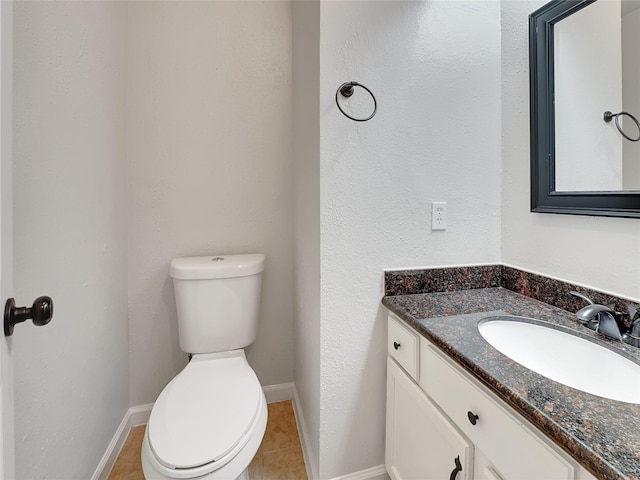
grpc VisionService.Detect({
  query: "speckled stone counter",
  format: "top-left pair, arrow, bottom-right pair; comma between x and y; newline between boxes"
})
382,288 -> 640,480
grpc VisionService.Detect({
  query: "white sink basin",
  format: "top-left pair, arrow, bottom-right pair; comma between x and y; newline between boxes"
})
478,317 -> 640,404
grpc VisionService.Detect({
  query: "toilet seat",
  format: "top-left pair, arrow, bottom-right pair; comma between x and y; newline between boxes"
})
147,351 -> 263,474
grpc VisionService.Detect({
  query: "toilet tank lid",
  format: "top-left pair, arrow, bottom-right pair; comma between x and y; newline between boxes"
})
170,254 -> 265,280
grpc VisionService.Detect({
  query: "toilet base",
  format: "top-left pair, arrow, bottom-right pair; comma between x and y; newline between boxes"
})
237,469 -> 249,480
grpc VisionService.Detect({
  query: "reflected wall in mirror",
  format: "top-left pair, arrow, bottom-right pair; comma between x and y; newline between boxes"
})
530,0 -> 640,217
554,0 -> 640,192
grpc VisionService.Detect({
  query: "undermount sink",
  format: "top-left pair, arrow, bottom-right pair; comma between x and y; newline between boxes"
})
478,316 -> 640,404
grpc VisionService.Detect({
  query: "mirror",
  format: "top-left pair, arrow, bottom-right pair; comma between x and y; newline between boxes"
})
530,0 -> 640,217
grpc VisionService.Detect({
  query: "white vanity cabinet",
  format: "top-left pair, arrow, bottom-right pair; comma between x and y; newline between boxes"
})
386,313 -> 597,480
387,357 -> 473,480
419,339 -> 574,480
386,314 -> 475,480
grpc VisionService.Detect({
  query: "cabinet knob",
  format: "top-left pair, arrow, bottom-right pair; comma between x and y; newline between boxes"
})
393,341 -> 401,350
467,411 -> 479,426
449,455 -> 462,480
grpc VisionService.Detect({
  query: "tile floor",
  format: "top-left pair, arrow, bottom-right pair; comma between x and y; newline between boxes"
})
108,400 -> 308,480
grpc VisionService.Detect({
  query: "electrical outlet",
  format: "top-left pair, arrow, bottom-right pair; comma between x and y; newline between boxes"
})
431,202 -> 447,231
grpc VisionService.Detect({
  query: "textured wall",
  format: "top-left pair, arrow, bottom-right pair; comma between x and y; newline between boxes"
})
292,1 -> 321,479
13,2 -> 129,478
127,1 -> 294,406
501,0 -> 640,302
318,2 -> 502,477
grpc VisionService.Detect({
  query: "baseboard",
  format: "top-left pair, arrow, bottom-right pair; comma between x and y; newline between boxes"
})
92,390 -> 387,480
292,384 -> 319,480
263,382 -> 294,403
328,465 -> 389,480
90,412 -> 129,480
289,385 -> 387,480
91,382 -> 295,480
90,403 -> 153,480
128,402 -> 153,426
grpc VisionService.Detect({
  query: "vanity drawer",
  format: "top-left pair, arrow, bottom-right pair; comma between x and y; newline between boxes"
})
388,314 -> 419,379
419,338 -> 575,480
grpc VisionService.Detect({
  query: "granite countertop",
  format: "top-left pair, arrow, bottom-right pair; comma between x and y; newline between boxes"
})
382,287 -> 640,480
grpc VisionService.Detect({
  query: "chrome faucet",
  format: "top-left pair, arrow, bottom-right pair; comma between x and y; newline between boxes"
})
570,291 -> 640,347
570,291 -> 623,341
578,304 -> 622,341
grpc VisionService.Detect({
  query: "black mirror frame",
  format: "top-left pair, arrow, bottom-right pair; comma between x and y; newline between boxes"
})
529,0 -> 640,218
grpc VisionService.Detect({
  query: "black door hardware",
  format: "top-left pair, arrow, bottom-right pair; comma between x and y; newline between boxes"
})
393,341 -> 401,350
467,411 -> 479,426
4,296 -> 53,336
449,455 -> 462,480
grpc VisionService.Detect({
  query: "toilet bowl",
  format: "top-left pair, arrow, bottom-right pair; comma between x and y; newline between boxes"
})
141,254 -> 267,480
141,351 -> 267,480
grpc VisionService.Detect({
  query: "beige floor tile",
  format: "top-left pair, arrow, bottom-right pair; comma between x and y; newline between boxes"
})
248,451 -> 264,480
108,425 -> 146,480
261,401 -> 300,453
107,401 -> 306,480
261,443 -> 307,480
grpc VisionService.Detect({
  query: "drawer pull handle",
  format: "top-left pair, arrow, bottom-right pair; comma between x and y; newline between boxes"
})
467,411 -> 479,425
449,455 -> 462,480
393,341 -> 401,350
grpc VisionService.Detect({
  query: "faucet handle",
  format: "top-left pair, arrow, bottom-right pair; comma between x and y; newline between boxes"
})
575,303 -> 619,333
577,305 -> 625,341
623,319 -> 640,348
570,291 -> 594,305
596,311 -> 623,341
576,304 -> 613,323
630,318 -> 640,337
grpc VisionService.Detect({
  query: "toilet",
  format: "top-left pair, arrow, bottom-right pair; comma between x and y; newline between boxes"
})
141,254 -> 268,480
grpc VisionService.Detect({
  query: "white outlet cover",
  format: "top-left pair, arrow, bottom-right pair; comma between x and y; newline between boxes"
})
431,202 -> 447,230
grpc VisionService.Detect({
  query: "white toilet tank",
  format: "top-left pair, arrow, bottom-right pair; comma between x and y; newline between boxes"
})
169,254 -> 265,354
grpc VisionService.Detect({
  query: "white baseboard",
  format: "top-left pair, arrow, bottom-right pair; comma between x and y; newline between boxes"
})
263,382 -> 294,403
292,384 -> 319,480
328,465 -> 389,480
91,382 -> 295,480
128,402 -> 153,426
289,386 -> 387,480
90,403 -> 153,480
90,412 -> 129,480
92,383 -> 385,480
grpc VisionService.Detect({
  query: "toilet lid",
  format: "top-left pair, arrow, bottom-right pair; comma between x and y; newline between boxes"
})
147,352 -> 262,470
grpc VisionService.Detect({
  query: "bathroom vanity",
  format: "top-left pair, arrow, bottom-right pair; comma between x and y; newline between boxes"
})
382,274 -> 640,480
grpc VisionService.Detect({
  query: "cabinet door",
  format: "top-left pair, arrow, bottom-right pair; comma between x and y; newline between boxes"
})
386,357 -> 473,480
474,448 -> 506,480
420,340 -> 575,480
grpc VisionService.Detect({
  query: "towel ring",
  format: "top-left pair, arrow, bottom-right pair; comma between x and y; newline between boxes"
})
336,82 -> 377,122
603,111 -> 640,142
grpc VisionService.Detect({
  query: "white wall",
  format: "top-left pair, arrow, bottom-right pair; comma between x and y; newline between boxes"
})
0,2 -> 14,476
293,1 -> 321,479
502,0 -> 640,302
126,1 -> 294,406
317,2 -> 502,477
622,7 -> 640,190
554,0 -> 623,192
13,2 -> 129,478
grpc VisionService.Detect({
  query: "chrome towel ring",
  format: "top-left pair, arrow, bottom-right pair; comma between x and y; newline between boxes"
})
336,82 -> 377,122
603,110 -> 640,142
